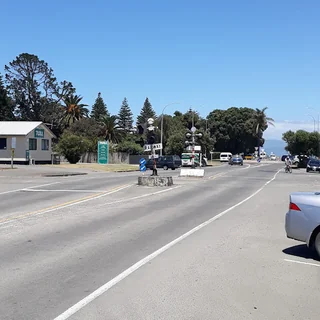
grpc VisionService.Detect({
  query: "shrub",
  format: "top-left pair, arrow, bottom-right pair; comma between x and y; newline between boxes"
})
57,133 -> 90,164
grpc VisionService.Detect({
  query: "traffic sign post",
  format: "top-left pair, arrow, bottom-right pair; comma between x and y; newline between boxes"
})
139,158 -> 147,174
11,137 -> 16,169
97,141 -> 109,164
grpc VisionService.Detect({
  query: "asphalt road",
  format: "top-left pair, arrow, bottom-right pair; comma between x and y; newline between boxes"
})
1,162 -> 319,320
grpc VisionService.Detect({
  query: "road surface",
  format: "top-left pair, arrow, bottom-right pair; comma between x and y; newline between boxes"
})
1,163 -> 318,319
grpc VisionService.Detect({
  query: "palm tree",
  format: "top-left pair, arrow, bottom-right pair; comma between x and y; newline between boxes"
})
99,115 -> 125,144
252,107 -> 275,155
62,94 -> 89,126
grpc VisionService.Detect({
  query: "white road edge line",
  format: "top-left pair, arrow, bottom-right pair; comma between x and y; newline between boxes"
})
0,182 -> 60,196
284,258 -> 320,267
53,168 -> 282,320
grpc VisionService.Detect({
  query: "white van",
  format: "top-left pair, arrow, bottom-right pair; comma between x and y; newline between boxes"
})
220,152 -> 232,162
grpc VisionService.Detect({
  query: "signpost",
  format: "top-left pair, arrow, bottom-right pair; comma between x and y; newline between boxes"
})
11,137 -> 16,169
139,158 -> 146,174
97,141 -> 109,164
144,143 -> 162,152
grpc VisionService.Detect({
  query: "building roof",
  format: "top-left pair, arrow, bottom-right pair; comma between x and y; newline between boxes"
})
0,121 -> 56,137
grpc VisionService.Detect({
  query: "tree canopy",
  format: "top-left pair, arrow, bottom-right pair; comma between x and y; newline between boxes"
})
118,97 -> 133,132
137,97 -> 156,124
90,92 -> 109,121
1,52 -> 277,161
282,130 -> 319,156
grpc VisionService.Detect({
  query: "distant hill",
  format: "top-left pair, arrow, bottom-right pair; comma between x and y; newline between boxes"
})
263,139 -> 287,156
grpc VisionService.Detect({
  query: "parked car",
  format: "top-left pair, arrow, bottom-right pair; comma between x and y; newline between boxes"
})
229,155 -> 243,165
146,155 -> 181,170
306,159 -> 320,172
285,192 -> 320,257
270,154 -> 277,161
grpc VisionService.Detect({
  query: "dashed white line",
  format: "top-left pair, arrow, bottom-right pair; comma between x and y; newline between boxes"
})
53,168 -> 282,320
0,182 -> 60,196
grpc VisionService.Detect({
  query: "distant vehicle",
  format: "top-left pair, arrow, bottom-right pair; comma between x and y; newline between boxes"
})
285,192 -> 320,257
229,155 -> 243,166
306,159 -> 320,173
244,154 -> 253,160
220,152 -> 232,162
181,153 -> 207,167
270,154 -> 277,161
146,155 -> 181,170
260,151 -> 267,158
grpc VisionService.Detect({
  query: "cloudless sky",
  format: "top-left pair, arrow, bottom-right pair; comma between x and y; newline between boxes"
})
1,0 -> 319,139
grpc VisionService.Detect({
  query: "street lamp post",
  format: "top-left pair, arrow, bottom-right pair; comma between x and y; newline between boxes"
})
160,102 -> 179,156
307,107 -> 320,157
306,114 -> 316,132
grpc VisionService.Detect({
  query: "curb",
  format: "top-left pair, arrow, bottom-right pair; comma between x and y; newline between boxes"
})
41,172 -> 88,177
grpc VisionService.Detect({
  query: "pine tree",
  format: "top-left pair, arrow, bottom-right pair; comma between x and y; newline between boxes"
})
137,97 -> 156,124
118,97 -> 133,132
90,92 -> 109,121
0,74 -> 15,121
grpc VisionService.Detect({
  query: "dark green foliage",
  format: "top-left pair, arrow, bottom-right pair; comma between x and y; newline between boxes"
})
90,92 -> 109,121
282,130 -> 320,156
117,136 -> 144,155
118,97 -> 133,132
137,97 -> 156,124
57,133 -> 90,164
62,94 -> 89,127
99,115 -> 125,143
0,74 -> 15,120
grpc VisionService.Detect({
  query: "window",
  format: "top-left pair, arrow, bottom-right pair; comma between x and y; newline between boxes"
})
0,138 -> 7,150
41,139 -> 49,151
29,138 -> 37,150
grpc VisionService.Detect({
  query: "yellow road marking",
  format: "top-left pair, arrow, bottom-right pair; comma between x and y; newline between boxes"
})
0,184 -> 131,225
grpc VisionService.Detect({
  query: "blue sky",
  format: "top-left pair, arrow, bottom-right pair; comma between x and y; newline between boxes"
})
1,0 -> 319,140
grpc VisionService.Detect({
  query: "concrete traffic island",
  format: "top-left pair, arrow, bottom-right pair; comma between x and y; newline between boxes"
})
179,168 -> 205,177
138,176 -> 173,187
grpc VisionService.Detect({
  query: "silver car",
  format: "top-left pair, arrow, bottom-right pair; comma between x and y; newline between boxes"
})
285,192 -> 320,256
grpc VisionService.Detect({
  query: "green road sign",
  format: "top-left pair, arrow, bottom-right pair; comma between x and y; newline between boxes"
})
98,141 -> 108,164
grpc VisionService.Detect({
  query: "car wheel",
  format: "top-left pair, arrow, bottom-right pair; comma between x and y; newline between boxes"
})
171,168 -> 175,170
314,231 -> 320,257
163,165 -> 168,170
306,169 -> 309,172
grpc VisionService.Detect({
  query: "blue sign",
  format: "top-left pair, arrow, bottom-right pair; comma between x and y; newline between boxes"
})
257,158 -> 261,163
140,158 -> 146,172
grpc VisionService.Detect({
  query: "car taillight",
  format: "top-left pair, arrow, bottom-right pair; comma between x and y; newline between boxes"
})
289,202 -> 301,211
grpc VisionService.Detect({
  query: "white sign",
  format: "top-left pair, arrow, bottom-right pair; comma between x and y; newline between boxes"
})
144,143 -> 163,151
11,137 -> 16,149
149,154 -> 159,159
191,126 -> 196,133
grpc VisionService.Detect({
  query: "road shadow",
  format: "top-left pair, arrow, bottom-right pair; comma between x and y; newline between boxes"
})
283,244 -> 320,261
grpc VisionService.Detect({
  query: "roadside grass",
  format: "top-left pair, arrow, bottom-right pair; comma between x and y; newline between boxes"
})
46,163 -> 139,172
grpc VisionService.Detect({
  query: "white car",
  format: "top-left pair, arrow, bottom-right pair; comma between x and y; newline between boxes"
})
270,155 -> 276,160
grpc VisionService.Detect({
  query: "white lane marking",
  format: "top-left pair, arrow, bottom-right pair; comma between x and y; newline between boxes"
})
53,169 -> 282,320
284,259 -> 320,267
98,185 -> 181,206
0,182 -> 60,196
0,184 -> 133,227
22,189 -> 108,193
0,185 -> 181,227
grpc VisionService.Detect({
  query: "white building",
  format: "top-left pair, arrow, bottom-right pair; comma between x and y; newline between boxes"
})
0,121 -> 56,164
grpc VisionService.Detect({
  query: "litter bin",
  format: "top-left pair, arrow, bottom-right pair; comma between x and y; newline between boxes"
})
52,154 -> 61,165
